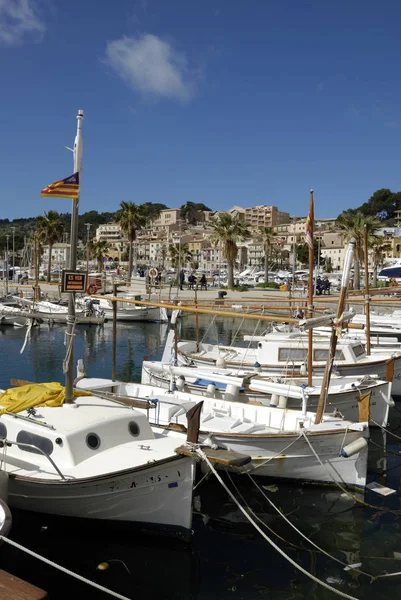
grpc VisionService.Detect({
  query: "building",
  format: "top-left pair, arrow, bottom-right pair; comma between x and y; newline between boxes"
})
95,223 -> 123,242
41,243 -> 71,270
244,205 -> 290,231
151,209 -> 181,233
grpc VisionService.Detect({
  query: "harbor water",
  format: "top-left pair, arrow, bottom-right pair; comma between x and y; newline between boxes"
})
1,315 -> 401,599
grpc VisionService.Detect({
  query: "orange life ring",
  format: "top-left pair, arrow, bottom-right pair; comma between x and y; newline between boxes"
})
87,284 -> 97,295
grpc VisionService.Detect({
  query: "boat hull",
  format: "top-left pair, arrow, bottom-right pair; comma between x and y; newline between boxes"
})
200,429 -> 368,487
8,455 -> 194,536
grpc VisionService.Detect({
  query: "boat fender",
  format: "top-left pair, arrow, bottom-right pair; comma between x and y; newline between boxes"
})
206,383 -> 216,398
0,470 -> 9,502
176,376 -> 186,392
224,384 -> 239,402
385,395 -> 395,407
216,357 -> 227,369
299,363 -> 307,376
253,361 -> 262,373
341,437 -> 368,458
270,393 -> 279,408
278,395 -> 288,409
87,284 -> 97,295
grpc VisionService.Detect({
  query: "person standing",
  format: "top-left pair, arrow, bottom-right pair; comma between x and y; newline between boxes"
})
179,269 -> 185,290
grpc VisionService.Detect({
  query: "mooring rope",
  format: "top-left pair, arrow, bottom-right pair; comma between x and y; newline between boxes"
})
0,536 -> 131,600
195,447 -> 360,600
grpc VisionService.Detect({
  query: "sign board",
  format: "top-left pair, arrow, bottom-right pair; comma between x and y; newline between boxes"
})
61,270 -> 87,293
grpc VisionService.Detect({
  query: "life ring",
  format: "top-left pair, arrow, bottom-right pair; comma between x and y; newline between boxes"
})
149,268 -> 158,279
87,284 -> 97,295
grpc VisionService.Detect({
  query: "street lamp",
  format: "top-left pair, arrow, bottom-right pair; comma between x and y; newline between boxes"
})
85,223 -> 91,275
11,227 -> 15,283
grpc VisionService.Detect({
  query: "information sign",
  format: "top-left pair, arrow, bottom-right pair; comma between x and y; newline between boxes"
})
61,271 -> 87,293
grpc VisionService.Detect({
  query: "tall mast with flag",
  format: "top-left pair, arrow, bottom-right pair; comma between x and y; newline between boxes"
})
305,189 -> 314,386
40,110 -> 83,402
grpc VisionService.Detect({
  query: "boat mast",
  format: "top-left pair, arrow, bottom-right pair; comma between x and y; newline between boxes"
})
307,190 -> 314,386
314,239 -> 355,424
65,110 -> 83,403
364,225 -> 371,355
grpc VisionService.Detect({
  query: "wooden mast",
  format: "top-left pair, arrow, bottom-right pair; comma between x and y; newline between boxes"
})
314,239 -> 356,424
364,225 -> 371,355
307,190 -> 314,386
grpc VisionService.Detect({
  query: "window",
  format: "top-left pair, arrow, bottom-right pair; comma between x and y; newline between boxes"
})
352,344 -> 365,357
129,421 -> 140,437
278,348 -> 308,361
17,431 -> 54,456
86,433 -> 101,450
313,349 -> 345,361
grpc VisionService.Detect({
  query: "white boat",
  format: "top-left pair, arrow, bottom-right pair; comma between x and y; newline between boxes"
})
12,298 -> 105,325
78,295 -> 167,322
176,335 -> 401,396
76,377 -> 369,488
141,359 -> 393,426
0,388 -> 195,537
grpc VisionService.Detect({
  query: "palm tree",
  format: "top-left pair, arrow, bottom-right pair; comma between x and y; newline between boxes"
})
169,243 -> 192,268
336,211 -> 380,289
210,214 -> 251,289
259,226 -> 276,283
370,237 -> 391,287
89,239 -> 110,272
36,211 -> 64,282
159,244 -> 168,268
114,202 -> 146,278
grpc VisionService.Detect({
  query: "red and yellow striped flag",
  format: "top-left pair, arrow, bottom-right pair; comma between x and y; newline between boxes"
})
40,172 -> 79,200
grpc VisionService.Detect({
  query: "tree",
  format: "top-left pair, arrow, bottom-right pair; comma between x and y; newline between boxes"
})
114,201 -> 146,278
180,202 -> 212,225
140,202 -> 168,227
89,239 -> 110,272
370,237 -> 391,287
295,239 -> 322,267
210,214 -> 251,289
336,211 -> 380,289
169,243 -> 192,268
259,227 -> 276,283
340,188 -> 401,222
159,244 -> 168,268
36,211 -> 64,282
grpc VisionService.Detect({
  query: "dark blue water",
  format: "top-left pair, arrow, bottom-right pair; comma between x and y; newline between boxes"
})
1,317 -> 401,599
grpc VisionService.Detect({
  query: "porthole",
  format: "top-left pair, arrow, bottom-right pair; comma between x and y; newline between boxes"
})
17,431 -> 53,456
0,422 -> 7,440
86,433 -> 101,450
129,421 -> 140,437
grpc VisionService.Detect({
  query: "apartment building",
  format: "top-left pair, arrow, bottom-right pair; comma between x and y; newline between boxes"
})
244,205 -> 290,231
151,209 -> 181,233
95,223 -> 123,242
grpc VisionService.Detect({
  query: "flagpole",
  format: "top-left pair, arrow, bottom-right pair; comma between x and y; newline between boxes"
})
307,189 -> 314,387
65,110 -> 83,403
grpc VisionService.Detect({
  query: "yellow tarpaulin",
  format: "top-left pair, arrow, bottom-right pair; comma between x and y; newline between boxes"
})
0,382 -> 91,416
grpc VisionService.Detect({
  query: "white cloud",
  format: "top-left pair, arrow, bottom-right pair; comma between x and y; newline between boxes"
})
104,34 -> 195,102
0,0 -> 45,46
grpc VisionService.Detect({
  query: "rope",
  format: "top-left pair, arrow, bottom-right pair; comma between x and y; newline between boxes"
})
370,421 -> 401,442
300,430 -> 401,516
246,473 -> 375,580
62,315 -> 77,374
0,536 -> 131,600
195,447 -> 360,600
20,318 -> 33,354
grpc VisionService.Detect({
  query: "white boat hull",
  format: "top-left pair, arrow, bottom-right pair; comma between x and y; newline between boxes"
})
102,307 -> 162,322
202,429 -> 367,486
8,455 -> 194,535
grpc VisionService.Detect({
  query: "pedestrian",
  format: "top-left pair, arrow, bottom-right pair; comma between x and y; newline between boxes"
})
199,274 -> 207,290
179,269 -> 185,290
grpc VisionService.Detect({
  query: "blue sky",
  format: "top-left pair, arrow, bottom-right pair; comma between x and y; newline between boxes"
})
1,0 -> 401,220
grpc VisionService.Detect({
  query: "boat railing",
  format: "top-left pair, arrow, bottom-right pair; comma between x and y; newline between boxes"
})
0,438 -> 67,480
